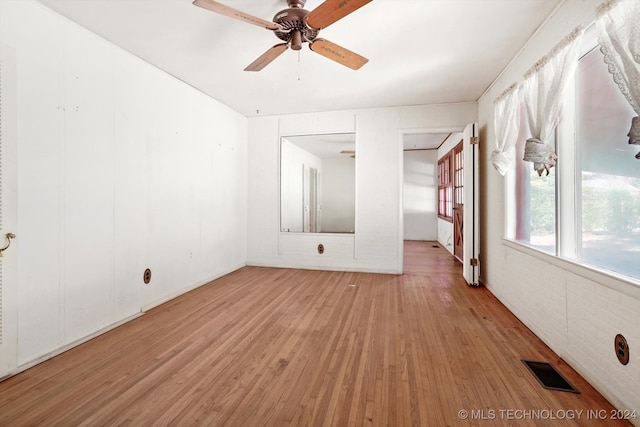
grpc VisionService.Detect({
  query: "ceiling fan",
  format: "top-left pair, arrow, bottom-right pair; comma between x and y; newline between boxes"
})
192,0 -> 373,71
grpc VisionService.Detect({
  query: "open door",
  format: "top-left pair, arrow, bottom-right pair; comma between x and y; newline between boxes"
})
462,123 -> 480,286
0,44 -> 19,378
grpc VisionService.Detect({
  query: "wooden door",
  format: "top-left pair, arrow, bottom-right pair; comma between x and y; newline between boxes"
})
453,141 -> 464,262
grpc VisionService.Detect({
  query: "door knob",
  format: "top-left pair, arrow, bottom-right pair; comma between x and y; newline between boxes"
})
0,233 -> 16,257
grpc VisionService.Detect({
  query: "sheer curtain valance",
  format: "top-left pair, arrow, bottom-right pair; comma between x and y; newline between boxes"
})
490,26 -> 584,176
490,83 -> 520,175
596,0 -> 640,159
521,27 -> 584,176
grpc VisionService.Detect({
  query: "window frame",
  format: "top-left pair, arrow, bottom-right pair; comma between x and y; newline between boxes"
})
453,141 -> 464,208
505,30 -> 640,287
438,151 -> 453,221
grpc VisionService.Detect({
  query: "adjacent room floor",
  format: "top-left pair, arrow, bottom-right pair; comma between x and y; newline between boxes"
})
0,241 -> 630,426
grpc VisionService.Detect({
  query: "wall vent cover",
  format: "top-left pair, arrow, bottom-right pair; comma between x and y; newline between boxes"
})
522,360 -> 579,393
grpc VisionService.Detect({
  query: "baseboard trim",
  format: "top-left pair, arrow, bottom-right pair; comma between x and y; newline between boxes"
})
2,263 -> 248,384
4,311 -> 144,382
141,263 -> 247,312
246,261 -> 400,275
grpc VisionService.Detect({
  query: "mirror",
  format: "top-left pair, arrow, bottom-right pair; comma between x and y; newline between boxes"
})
280,133 -> 355,233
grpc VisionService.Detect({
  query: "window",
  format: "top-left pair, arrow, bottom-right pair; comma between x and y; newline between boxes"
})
576,46 -> 640,279
514,113 -> 557,255
453,142 -> 464,207
510,41 -> 640,281
438,152 -> 453,220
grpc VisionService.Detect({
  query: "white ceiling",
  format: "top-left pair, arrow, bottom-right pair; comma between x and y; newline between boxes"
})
284,131 -> 456,158
284,133 -> 355,158
36,0 -> 561,117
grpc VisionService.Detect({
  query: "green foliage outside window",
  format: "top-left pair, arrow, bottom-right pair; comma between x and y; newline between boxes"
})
529,168 -> 556,234
582,174 -> 640,237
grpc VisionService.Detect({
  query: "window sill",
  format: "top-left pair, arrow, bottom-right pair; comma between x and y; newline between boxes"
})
502,238 -> 640,299
438,216 -> 453,223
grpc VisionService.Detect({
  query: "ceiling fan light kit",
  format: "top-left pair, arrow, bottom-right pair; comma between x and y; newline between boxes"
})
193,0 -> 372,71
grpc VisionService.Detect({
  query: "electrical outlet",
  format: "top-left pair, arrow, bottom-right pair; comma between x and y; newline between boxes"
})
615,334 -> 629,365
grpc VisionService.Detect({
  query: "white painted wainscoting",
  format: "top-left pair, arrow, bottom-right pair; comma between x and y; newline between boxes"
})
0,0 -> 248,372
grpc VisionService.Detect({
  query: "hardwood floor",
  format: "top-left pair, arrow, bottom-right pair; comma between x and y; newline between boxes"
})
0,241 -> 630,426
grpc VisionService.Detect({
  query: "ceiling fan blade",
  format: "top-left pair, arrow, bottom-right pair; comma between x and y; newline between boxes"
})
309,38 -> 368,70
306,0 -> 373,30
193,0 -> 282,30
244,43 -> 288,71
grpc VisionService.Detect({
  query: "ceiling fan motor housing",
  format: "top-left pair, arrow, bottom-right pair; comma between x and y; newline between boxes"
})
273,7 -> 319,48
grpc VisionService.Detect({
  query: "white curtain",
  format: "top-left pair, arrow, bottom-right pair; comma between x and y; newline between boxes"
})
521,27 -> 584,176
596,0 -> 640,159
490,83 -> 520,175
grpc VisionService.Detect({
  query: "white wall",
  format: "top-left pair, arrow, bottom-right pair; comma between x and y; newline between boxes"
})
478,0 -> 639,422
403,150 -> 437,240
321,157 -> 355,233
247,104 -> 477,273
280,139 -> 321,232
1,0 -> 247,368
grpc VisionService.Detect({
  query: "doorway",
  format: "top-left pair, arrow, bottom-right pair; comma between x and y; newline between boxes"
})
400,129 -> 461,270
402,143 -> 439,241
303,165 -> 318,232
399,124 -> 479,285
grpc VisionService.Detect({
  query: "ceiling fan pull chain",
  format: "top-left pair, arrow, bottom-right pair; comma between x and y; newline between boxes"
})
298,50 -> 301,81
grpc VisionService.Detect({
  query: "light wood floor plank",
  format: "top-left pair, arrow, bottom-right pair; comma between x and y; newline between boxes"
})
0,242 -> 631,426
